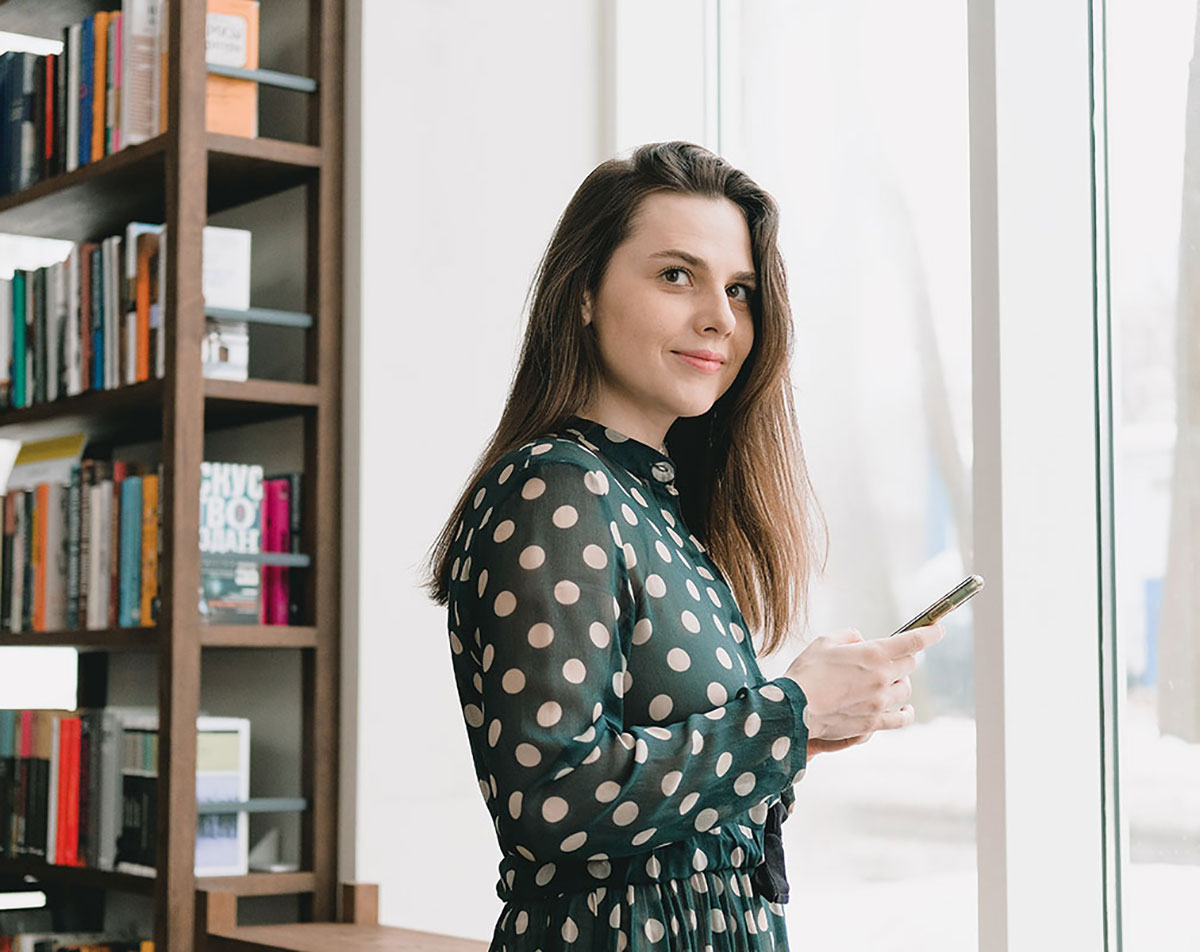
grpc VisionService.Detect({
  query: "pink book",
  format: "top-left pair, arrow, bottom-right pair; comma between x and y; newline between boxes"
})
262,479 -> 291,625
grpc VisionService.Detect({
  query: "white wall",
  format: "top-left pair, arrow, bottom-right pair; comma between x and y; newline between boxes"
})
342,0 -> 609,937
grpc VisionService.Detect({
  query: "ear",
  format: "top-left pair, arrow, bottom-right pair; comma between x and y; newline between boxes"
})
581,290 -> 593,327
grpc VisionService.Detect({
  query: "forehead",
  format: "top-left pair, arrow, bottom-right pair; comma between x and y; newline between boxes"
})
623,193 -> 754,272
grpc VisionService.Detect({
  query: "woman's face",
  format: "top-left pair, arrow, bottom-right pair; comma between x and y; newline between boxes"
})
581,191 -> 757,446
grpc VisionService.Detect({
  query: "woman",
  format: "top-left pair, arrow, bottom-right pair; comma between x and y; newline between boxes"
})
421,141 -> 943,950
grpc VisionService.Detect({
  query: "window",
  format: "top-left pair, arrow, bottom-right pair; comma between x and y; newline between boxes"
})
1104,1 -> 1200,945
719,3 -> 976,947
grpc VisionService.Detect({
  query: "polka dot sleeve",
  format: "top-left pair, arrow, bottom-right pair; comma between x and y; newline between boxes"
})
461,459 -> 810,864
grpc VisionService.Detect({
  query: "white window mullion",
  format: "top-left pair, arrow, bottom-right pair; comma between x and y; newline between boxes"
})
969,1 -> 1108,949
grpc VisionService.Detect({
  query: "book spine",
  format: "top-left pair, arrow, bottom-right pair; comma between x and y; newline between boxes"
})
109,461 -> 125,628
32,483 -> 45,632
1,494 -> 12,632
91,11 -> 108,163
288,472 -> 301,625
33,267 -> 45,405
119,475 -> 142,626
46,716 -> 59,864
66,24 -> 80,174
79,459 -> 92,629
79,18 -> 92,168
67,464 -> 81,629
140,472 -> 157,626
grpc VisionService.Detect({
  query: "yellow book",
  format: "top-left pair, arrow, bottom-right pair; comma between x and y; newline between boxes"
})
205,0 -> 259,137
92,11 -> 110,160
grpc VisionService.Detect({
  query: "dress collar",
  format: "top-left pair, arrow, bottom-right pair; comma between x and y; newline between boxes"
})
559,414 -> 678,490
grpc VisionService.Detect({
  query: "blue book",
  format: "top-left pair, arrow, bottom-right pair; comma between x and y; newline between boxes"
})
12,271 -> 25,408
119,475 -> 143,627
79,16 -> 93,169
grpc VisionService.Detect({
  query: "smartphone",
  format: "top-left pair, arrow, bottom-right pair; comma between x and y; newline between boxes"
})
890,574 -> 985,636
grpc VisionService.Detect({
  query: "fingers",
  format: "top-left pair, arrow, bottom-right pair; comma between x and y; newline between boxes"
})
886,623 -> 945,659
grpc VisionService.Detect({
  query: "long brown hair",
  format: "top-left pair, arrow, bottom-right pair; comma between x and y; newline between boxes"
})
418,141 -> 827,657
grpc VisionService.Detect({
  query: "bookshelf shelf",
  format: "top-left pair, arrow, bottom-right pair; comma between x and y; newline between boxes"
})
0,855 -> 156,895
0,378 -> 318,445
0,625 -> 157,650
195,871 -> 317,898
0,859 -> 319,899
200,625 -> 318,649
0,134 -> 321,242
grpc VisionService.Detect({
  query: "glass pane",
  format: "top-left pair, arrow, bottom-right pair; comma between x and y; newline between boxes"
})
721,2 -> 975,949
1105,1 -> 1200,945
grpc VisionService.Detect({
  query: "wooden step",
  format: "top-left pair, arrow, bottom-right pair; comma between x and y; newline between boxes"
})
198,883 -> 489,952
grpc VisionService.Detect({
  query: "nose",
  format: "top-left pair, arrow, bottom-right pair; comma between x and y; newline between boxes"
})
696,284 -> 738,335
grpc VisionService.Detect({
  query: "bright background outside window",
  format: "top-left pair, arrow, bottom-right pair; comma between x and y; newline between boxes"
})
1106,0 -> 1200,946
722,3 -> 976,949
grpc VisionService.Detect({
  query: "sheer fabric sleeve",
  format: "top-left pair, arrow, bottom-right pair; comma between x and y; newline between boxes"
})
463,458 -> 810,864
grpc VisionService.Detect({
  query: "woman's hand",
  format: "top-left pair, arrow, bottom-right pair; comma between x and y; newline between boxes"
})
783,624 -> 944,742
806,732 -> 875,759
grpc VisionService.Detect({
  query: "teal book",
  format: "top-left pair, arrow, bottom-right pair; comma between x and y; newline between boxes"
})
119,475 -> 142,626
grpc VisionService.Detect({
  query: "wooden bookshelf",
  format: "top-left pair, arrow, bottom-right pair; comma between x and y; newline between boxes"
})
0,1 -> 345,949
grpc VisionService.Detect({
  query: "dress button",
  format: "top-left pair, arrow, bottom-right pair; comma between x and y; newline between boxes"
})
651,461 -> 675,483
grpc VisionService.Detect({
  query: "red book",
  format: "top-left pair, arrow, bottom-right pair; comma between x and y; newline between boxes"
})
54,716 -> 69,863
63,717 -> 81,866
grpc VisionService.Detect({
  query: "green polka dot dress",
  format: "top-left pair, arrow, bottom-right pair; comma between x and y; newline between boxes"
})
446,415 -> 811,950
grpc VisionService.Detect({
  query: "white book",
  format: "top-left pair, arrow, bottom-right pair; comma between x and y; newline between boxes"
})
121,0 -> 164,147
155,227 -> 167,378
67,25 -> 81,172
88,482 -> 111,629
10,493 -> 24,632
0,278 -> 11,407
65,247 -> 82,397
202,226 -> 252,310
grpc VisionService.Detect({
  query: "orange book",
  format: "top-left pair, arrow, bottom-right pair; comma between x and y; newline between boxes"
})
33,483 -> 47,631
92,11 -> 110,161
205,0 -> 259,137
135,232 -> 157,381
140,472 -> 158,625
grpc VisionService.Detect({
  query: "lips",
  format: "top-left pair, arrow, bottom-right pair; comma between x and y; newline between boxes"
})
674,352 -> 723,373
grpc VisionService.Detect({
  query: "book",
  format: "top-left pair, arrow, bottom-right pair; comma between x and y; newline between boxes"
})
114,712 -> 250,877
205,0 -> 259,138
198,461 -> 262,624
121,0 -> 164,148
261,477 -> 289,624
118,474 -> 141,627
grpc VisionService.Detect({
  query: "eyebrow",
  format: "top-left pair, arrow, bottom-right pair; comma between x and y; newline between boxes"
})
648,249 -> 757,286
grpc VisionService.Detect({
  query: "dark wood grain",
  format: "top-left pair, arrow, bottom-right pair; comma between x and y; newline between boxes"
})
158,1 -> 209,949
205,924 -> 489,952
298,0 -> 345,924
